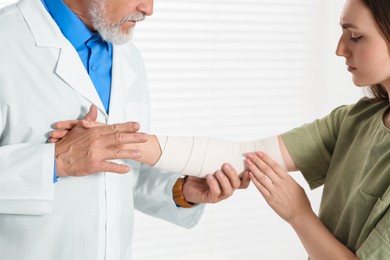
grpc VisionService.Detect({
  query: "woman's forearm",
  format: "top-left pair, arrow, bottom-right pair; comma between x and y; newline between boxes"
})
123,134 -> 162,166
127,135 -> 287,177
291,211 -> 359,260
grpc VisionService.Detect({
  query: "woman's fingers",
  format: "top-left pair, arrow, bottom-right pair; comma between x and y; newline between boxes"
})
246,153 -> 280,184
247,152 -> 288,182
247,152 -> 313,224
246,157 -> 274,193
255,152 -> 288,178
249,172 -> 271,198
246,151 -> 290,197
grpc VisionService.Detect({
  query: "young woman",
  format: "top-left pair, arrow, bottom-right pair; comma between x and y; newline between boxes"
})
51,0 -> 389,258
245,0 -> 390,259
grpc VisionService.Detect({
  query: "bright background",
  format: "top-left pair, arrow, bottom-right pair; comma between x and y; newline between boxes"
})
0,0 -> 364,259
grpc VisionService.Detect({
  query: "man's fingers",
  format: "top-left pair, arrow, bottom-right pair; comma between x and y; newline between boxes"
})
54,120 -> 79,130
239,171 -> 251,189
100,161 -> 131,174
81,104 -> 102,129
96,122 -> 141,136
221,163 -> 241,189
215,170 -> 234,199
48,138 -> 60,143
50,129 -> 69,139
96,132 -> 148,147
81,120 -> 105,129
84,104 -> 98,122
100,147 -> 143,161
53,105 -> 98,130
205,174 -> 221,203
221,163 -> 251,190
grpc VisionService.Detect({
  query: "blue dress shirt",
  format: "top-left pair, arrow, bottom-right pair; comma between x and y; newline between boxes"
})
42,0 -> 113,112
42,0 -> 113,182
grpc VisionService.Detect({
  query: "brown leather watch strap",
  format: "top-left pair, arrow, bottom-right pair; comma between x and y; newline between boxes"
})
172,177 -> 195,208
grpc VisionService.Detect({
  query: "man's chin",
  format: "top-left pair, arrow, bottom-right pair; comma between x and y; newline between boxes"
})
99,30 -> 134,45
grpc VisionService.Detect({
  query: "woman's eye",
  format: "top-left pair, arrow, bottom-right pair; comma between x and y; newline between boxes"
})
350,35 -> 363,42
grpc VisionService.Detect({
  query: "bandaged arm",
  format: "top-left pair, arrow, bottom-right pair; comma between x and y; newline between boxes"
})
153,135 -> 287,177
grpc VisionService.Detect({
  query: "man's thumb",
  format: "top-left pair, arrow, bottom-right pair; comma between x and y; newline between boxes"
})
84,104 -> 98,122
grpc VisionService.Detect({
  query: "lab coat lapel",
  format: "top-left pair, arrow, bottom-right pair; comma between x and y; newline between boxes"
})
17,0 -> 106,115
108,45 -> 137,123
55,44 -> 106,114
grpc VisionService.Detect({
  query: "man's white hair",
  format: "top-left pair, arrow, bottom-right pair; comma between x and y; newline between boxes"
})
89,0 -> 145,45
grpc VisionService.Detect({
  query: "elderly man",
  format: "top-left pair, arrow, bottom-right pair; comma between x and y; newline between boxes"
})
0,0 -> 249,259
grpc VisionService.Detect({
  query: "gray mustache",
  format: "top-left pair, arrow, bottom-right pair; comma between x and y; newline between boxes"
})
122,13 -> 145,23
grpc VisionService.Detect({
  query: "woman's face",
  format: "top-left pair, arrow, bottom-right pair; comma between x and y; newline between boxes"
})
336,0 -> 390,89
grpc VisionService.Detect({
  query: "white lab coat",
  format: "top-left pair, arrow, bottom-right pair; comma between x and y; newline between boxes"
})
0,0 -> 204,259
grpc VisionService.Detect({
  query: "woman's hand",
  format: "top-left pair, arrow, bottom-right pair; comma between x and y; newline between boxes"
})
246,152 -> 313,225
246,152 -> 359,260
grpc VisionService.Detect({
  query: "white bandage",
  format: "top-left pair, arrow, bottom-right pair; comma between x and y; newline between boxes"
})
154,135 -> 286,177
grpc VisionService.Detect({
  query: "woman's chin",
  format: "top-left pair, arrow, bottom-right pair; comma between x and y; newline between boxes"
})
352,77 -> 370,87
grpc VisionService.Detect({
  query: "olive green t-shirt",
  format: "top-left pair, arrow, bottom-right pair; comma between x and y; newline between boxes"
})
282,98 -> 390,259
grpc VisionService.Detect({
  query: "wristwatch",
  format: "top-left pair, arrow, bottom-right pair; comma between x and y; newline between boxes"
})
172,176 -> 195,208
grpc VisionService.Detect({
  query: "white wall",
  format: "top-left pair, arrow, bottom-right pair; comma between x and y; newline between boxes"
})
310,0 -> 363,118
0,0 -> 364,259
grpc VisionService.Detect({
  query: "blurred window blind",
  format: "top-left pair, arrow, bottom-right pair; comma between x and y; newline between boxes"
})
134,0 -> 317,140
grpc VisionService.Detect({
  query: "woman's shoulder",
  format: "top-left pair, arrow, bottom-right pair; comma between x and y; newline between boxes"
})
350,97 -> 389,113
329,97 -> 388,121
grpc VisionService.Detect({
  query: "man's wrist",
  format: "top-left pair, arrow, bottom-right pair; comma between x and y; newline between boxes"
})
172,176 -> 195,208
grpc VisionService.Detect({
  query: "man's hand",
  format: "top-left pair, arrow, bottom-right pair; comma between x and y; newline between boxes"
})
182,163 -> 250,204
49,109 -> 104,144
54,105 -> 148,177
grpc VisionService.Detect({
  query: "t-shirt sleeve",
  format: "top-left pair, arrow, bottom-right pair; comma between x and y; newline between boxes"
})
356,206 -> 390,259
281,104 -> 351,189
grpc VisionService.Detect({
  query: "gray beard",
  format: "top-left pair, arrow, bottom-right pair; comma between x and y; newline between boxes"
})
89,0 -> 145,45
